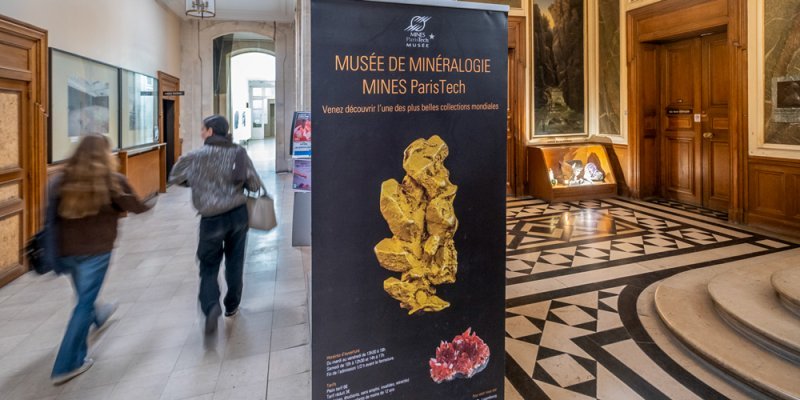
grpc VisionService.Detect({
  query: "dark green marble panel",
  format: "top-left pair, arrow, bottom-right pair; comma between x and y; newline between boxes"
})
598,0 -> 621,136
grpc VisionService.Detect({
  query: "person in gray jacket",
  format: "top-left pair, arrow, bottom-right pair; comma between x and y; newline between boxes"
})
169,115 -> 262,334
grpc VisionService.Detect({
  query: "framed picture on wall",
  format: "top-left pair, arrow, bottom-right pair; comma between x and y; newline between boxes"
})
121,70 -> 159,149
50,49 -> 120,163
531,0 -> 588,136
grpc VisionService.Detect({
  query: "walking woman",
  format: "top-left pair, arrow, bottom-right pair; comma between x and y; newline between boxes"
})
48,134 -> 154,384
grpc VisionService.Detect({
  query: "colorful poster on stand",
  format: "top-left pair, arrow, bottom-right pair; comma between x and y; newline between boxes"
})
293,158 -> 312,191
311,0 -> 508,399
291,111 -> 312,157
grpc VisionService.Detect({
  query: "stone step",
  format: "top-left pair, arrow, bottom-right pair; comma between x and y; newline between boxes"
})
773,266 -> 800,318
655,266 -> 800,400
708,264 -> 800,363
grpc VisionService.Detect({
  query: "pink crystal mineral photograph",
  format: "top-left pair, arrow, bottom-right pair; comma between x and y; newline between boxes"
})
429,328 -> 491,383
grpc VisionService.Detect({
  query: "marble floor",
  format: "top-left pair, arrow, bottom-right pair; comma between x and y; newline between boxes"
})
0,139 -> 311,400
503,197 -> 799,400
2,140 -> 798,400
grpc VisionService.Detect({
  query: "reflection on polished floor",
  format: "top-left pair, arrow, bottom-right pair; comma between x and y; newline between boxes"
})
503,197 -> 800,400
0,139 -> 311,400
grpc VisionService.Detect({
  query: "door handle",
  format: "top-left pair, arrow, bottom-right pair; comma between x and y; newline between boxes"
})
703,132 -> 714,139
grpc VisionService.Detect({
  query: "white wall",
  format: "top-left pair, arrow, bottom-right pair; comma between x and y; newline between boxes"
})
296,0 -> 311,110
0,0 -> 181,77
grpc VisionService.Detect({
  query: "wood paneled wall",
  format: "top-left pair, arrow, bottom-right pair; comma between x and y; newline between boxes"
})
747,157 -> 800,234
634,0 -> 728,41
612,144 -> 631,196
118,145 -> 165,200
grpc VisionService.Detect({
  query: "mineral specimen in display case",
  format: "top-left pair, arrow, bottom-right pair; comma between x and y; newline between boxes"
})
375,135 -> 458,314
584,162 -> 605,182
429,328 -> 490,383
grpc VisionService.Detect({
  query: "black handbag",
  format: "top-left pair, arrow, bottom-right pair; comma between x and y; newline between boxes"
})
27,177 -> 61,275
25,230 -> 52,275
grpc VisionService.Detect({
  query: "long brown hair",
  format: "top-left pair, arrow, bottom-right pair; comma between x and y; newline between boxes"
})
58,134 -> 121,219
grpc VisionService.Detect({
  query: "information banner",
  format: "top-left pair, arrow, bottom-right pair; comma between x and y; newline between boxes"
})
312,1 -> 507,399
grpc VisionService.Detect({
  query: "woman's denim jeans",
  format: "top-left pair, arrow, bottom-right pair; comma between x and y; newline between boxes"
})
52,253 -> 111,377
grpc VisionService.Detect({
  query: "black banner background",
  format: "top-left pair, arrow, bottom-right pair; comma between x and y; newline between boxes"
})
311,1 -> 507,398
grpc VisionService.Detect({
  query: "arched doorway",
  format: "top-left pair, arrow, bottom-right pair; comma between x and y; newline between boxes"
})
212,32 -> 277,172
230,52 -> 277,144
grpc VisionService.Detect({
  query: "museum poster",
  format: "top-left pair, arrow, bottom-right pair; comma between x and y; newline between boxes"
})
311,0 -> 507,399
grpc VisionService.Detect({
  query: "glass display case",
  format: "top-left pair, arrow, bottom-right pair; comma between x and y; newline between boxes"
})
527,143 -> 617,202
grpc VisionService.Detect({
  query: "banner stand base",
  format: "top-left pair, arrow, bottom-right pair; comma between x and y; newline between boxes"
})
292,191 -> 312,247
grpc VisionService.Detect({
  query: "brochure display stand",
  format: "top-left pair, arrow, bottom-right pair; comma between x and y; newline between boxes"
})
311,0 -> 508,399
291,111 -> 312,246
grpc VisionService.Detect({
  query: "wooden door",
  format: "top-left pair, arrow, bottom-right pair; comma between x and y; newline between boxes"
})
661,37 -> 702,205
700,33 -> 730,211
506,49 -> 516,195
163,99 -> 176,177
0,16 -> 47,287
507,16 -> 526,197
0,79 -> 28,286
659,33 -> 731,211
158,71 -> 181,176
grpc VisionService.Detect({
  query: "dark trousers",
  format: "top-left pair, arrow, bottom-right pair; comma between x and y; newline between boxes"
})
197,205 -> 249,315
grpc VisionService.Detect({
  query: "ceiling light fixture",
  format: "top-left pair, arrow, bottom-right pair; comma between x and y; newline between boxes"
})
186,0 -> 216,18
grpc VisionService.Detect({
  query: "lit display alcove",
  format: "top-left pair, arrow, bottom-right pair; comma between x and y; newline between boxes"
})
527,143 -> 617,202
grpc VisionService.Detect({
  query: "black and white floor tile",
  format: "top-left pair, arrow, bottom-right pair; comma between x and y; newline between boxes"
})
504,197 -> 797,400
648,198 -> 729,221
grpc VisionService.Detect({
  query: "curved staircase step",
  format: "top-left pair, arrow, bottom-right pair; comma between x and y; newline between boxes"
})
773,267 -> 800,318
655,267 -> 800,400
708,264 -> 800,363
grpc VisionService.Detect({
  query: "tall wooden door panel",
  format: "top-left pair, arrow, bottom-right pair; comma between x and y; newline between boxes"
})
507,49 -> 515,194
0,79 -> 27,286
507,16 -> 526,197
661,38 -> 702,205
701,33 -> 730,211
0,16 -> 47,288
660,33 -> 730,211
158,71 -> 181,179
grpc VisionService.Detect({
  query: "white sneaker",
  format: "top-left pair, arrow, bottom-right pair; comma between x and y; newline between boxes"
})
51,358 -> 94,385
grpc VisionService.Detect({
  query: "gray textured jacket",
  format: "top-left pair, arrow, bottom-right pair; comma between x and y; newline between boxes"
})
169,135 -> 262,217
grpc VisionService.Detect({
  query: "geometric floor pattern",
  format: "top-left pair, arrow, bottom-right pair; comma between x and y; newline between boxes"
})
648,198 -> 729,221
504,197 -> 797,400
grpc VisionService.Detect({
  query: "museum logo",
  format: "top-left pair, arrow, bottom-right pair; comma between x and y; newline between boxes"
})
404,16 -> 434,49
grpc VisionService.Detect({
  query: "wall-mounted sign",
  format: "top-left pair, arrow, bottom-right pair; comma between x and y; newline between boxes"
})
311,0 -> 508,399
772,77 -> 800,123
162,90 -> 185,96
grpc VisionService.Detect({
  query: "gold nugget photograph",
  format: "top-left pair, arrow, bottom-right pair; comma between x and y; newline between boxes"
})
374,135 -> 459,314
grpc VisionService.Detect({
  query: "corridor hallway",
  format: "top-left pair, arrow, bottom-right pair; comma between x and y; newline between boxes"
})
0,140 -> 311,400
